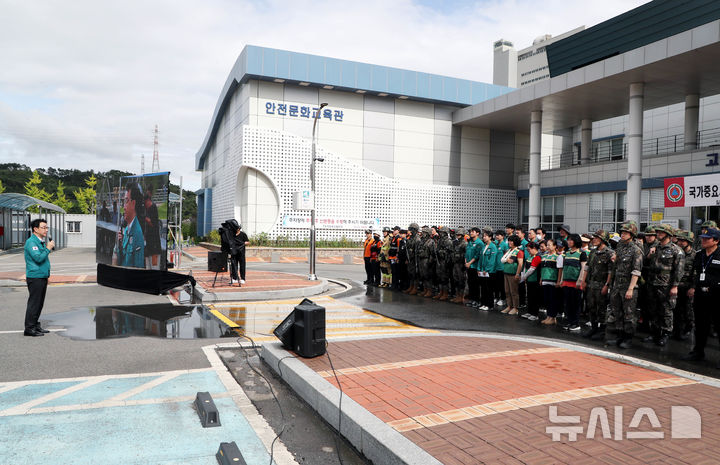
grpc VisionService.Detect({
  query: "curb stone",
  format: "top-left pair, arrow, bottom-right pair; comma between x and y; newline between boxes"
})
262,342 -> 442,465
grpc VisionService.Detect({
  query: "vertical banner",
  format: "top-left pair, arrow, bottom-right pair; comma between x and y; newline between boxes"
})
664,177 -> 685,208
97,172 -> 170,270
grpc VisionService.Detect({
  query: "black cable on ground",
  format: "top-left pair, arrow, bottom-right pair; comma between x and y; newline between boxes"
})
325,342 -> 345,465
234,334 -> 292,465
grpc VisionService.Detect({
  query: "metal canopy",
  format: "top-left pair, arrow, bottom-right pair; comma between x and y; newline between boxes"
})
453,20 -> 720,134
0,193 -> 67,213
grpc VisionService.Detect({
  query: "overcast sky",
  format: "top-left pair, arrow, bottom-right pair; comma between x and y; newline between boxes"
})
0,0 -> 649,191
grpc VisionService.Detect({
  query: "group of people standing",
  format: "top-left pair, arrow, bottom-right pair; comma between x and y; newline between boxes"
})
362,220 -> 720,366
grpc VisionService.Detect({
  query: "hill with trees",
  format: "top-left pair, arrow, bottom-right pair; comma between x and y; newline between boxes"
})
0,163 -> 197,237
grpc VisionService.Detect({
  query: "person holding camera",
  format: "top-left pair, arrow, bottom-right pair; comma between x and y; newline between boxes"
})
24,218 -> 55,337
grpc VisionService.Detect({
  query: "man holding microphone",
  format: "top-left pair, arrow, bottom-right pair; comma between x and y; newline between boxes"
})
24,218 -> 54,337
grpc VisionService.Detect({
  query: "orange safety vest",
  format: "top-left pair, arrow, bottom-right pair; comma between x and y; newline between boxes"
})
363,238 -> 373,258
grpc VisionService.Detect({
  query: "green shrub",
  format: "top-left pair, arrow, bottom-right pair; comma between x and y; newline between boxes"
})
208,229 -> 221,245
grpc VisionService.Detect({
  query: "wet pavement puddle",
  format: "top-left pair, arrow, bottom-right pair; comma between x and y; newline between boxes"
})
42,303 -> 237,340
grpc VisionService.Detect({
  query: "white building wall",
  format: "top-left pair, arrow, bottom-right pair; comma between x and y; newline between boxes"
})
64,214 -> 95,248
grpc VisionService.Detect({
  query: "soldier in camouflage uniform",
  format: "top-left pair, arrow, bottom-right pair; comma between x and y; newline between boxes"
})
581,230 -> 614,340
605,221 -> 644,349
694,220 -> 717,251
643,223 -> 685,346
404,223 -> 420,295
638,225 -> 658,331
434,226 -> 454,301
450,228 -> 468,304
418,226 -> 437,297
674,230 -> 696,340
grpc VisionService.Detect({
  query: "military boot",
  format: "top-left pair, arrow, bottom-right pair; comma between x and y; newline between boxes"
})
439,290 -> 449,301
408,285 -> 418,295
582,322 -> 598,339
618,333 -> 633,349
591,325 -> 606,341
656,331 -> 669,347
422,289 -> 433,298
604,329 -> 620,346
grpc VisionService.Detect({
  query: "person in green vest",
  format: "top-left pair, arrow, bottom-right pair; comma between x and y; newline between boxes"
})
494,230 -> 508,307
520,241 -> 542,321
464,227 -> 482,306
24,218 -> 55,337
558,234 -> 587,331
540,239 -> 561,325
501,235 -> 524,315
476,229 -> 498,311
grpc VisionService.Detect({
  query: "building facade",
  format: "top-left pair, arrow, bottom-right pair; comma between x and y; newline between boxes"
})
195,46 -> 518,239
461,0 -> 720,236
196,1 -> 720,241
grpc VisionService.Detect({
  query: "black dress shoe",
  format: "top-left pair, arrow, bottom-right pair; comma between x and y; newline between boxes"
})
23,329 -> 44,337
35,327 -> 50,333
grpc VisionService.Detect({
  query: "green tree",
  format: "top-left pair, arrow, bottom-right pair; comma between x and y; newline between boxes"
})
53,180 -> 74,212
0,179 -> 5,194
24,170 -> 51,212
73,174 -> 98,214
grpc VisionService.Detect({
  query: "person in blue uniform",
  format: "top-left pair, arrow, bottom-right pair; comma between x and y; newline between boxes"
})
115,183 -> 145,268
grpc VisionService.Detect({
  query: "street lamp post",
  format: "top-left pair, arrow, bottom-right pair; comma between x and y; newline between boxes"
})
309,102 -> 328,281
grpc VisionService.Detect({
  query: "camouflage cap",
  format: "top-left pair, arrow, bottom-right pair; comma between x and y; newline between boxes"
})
654,223 -> 675,236
677,230 -> 694,242
421,226 -> 431,234
592,229 -> 610,245
438,226 -> 448,234
701,220 -> 718,229
455,227 -> 467,236
643,225 -> 657,234
619,220 -> 639,237
408,222 -> 420,231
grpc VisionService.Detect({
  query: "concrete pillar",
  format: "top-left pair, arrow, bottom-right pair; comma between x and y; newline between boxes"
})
626,83 -> 644,225
580,119 -> 592,164
684,94 -> 699,151
529,110 -> 542,229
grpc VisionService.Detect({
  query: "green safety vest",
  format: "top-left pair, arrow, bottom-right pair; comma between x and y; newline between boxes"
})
502,248 -> 520,275
563,249 -> 583,282
540,253 -> 559,282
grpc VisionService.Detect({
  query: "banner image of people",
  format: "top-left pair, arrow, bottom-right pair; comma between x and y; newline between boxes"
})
96,172 -> 170,270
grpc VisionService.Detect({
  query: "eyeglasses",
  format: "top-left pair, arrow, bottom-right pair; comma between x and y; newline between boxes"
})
38,226 -> 49,229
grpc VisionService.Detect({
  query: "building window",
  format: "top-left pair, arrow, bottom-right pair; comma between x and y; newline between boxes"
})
66,221 -> 81,233
519,196 -> 564,237
539,196 -> 564,238
588,192 -> 627,233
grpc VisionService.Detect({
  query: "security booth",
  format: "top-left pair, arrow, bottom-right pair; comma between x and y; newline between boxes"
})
0,193 -> 67,251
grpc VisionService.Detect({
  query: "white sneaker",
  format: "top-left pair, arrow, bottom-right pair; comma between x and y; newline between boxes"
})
230,279 -> 237,284
526,315 -> 539,321
497,300 -> 505,307
240,279 -> 246,284
478,306 -> 489,311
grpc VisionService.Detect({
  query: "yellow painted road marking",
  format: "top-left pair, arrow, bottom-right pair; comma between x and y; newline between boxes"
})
208,296 -> 437,342
210,309 -> 241,328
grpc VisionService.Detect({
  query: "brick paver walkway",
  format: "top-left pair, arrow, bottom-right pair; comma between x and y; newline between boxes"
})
300,335 -> 720,465
183,246 -> 363,264
192,269 -> 324,293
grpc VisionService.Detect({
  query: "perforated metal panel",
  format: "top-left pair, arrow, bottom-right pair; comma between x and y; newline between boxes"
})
208,125 -> 517,240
